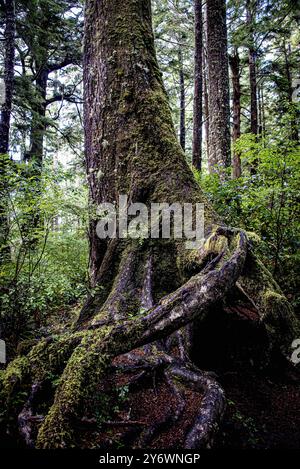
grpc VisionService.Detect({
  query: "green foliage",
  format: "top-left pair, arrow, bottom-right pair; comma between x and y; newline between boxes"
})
0,157 -> 89,354
197,127 -> 300,309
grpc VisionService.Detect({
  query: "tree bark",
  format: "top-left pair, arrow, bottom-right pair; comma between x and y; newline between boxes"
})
192,0 -> 203,171
25,66 -> 48,169
83,0 -> 203,284
282,40 -> 299,142
178,47 -> 186,152
0,0 -> 15,155
206,0 -> 231,175
203,24 -> 210,166
229,48 -> 242,179
246,0 -> 258,136
0,0 -> 15,264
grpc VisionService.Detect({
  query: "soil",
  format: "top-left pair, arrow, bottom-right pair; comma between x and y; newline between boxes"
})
80,356 -> 300,449
216,369 -> 300,449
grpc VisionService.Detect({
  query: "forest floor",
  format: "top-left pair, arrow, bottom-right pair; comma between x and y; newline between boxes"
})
3,304 -> 298,450
76,363 -> 300,450
45,305 -> 300,449
216,369 -> 300,449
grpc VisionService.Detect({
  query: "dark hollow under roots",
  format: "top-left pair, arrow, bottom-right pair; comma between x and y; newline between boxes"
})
0,226 -> 299,449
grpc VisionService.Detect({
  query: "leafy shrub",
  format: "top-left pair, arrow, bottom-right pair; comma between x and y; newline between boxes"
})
0,157 -> 89,356
196,131 -> 300,310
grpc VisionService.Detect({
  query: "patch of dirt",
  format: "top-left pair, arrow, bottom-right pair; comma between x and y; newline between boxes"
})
216,370 -> 300,449
79,368 -> 204,449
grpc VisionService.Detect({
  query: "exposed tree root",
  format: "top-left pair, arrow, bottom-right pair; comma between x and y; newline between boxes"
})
169,366 -> 226,449
1,227 -> 299,449
18,382 -> 43,448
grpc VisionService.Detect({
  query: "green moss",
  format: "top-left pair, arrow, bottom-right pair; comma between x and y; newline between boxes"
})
36,329 -> 113,448
0,356 -> 29,398
203,233 -> 228,256
28,332 -> 85,382
17,339 -> 39,356
0,356 -> 30,425
246,231 -> 262,249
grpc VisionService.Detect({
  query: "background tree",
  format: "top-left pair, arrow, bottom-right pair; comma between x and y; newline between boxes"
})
246,0 -> 259,136
229,47 -> 242,178
0,0 -> 15,265
0,0 -> 15,155
153,0 -> 194,156
206,0 -> 231,174
192,0 -> 203,170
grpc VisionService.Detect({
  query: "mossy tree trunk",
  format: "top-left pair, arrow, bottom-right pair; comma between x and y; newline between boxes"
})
0,0 -> 299,450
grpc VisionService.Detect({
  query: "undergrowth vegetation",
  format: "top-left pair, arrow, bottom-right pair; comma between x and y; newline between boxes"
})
196,124 -> 300,310
0,156 -> 88,357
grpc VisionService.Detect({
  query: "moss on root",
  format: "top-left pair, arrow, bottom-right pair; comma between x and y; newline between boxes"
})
238,247 -> 300,361
36,329 -> 113,448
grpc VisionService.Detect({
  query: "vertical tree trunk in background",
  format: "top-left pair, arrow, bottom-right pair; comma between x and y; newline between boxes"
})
229,48 -> 242,179
203,64 -> 210,165
0,0 -> 15,264
282,41 -> 299,142
192,0 -> 203,170
206,0 -> 231,175
260,83 -> 266,139
25,66 -> 48,169
0,0 -> 15,155
23,64 -> 48,239
178,47 -> 186,152
246,0 -> 258,136
203,8 -> 210,166
258,84 -> 263,136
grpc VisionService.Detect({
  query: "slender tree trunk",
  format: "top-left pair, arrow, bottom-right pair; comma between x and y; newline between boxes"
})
192,0 -> 203,170
0,0 -> 15,154
229,48 -> 242,179
282,40 -> 299,142
260,82 -> 266,139
0,0 -> 15,264
206,0 -> 231,175
25,66 -> 49,168
203,27 -> 210,166
178,47 -> 186,152
21,65 -> 49,242
246,0 -> 258,136
258,83 -> 263,136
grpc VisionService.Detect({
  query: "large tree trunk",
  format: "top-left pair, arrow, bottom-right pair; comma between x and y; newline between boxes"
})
0,0 -> 15,264
229,48 -> 242,179
192,0 -> 203,171
206,0 -> 231,175
0,0 -> 299,450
